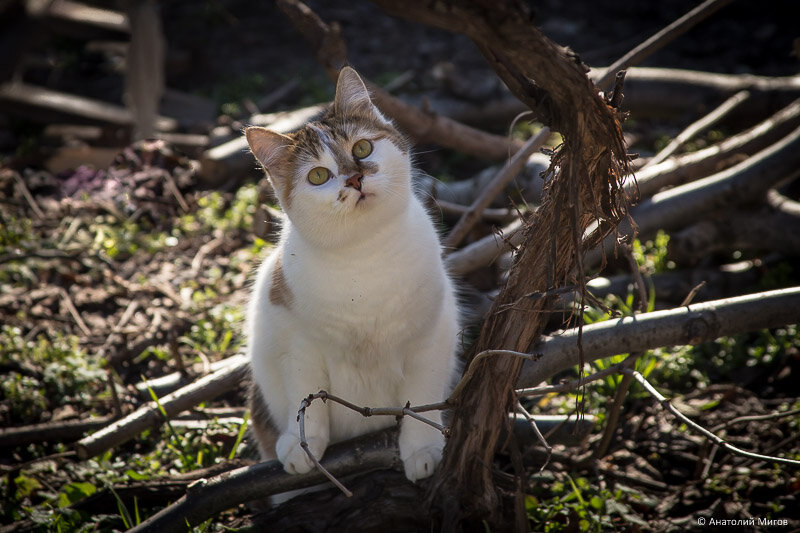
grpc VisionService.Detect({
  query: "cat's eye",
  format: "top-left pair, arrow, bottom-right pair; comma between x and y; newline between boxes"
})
307,167 -> 331,185
352,139 -> 373,159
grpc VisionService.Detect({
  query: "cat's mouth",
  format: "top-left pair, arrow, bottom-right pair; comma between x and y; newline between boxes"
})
356,192 -> 372,204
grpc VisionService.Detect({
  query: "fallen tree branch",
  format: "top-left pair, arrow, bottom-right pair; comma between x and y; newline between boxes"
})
669,205 -> 800,264
130,411 -> 593,533
583,259 -> 765,305
644,89 -> 750,168
130,429 -> 401,533
633,97 -> 800,198
518,287 -> 800,388
632,125 -> 800,232
444,127 -> 549,249
595,0 -> 734,90
587,123 -> 800,266
603,67 -> 800,120
0,415 -> 114,449
275,0 -> 522,160
75,354 -> 248,460
415,152 -> 549,207
444,217 -> 524,276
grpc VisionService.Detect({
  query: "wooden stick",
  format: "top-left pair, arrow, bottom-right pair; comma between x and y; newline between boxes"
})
444,218 -> 524,276
75,355 -> 248,459
518,287 -> 800,388
633,97 -> 800,198
644,89 -> 750,168
595,0 -> 734,90
12,172 -> 45,219
444,128 -> 549,250
435,199 -> 516,223
587,123 -> 800,266
0,416 -> 114,449
668,203 -> 800,264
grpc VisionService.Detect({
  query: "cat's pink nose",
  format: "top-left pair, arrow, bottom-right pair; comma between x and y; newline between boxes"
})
345,173 -> 363,191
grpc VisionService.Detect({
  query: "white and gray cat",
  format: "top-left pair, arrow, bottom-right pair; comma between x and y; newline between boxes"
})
244,67 -> 460,487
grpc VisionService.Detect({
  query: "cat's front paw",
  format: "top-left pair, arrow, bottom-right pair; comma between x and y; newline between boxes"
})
276,433 -> 328,475
401,442 -> 444,482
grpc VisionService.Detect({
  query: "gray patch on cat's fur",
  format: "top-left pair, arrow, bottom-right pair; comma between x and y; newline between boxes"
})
269,250 -> 293,308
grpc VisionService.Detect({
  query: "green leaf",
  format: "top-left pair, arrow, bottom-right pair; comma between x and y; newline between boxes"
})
14,474 -> 42,498
58,481 -> 97,507
229,411 -> 250,460
125,469 -> 149,481
589,495 -> 604,510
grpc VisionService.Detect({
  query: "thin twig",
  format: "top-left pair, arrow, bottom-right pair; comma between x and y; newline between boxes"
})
449,349 -> 536,403
623,367 -> 800,467
58,288 -> 91,337
516,352 -> 640,397
190,236 -> 224,276
12,172 -> 46,219
645,89 -> 750,168
680,281 -> 707,306
515,401 -> 551,471
596,0 -> 734,89
711,407 -> 800,433
298,394 -> 353,497
444,127 -> 549,250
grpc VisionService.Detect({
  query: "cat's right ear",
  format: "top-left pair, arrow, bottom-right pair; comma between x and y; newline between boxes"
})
245,127 -> 292,178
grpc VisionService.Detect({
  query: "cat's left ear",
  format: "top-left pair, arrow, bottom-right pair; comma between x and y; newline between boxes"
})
245,127 -> 292,174
334,67 -> 390,123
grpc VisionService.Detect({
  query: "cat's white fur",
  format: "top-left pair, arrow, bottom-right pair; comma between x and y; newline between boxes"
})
245,67 -> 459,483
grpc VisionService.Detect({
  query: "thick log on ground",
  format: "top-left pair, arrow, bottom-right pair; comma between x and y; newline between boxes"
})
0,82 -> 176,131
669,207 -> 800,264
75,355 -> 248,460
519,287 -> 800,388
615,67 -> 800,121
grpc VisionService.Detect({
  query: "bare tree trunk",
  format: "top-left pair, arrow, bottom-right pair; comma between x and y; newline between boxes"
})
371,2 -> 630,529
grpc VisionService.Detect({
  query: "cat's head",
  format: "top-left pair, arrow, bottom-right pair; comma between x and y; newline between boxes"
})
246,67 -> 412,248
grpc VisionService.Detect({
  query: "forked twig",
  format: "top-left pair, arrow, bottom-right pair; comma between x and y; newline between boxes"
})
295,390 -> 451,496
297,394 -> 353,497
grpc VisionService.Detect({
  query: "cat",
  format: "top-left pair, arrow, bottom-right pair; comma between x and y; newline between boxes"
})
244,67 -> 460,492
